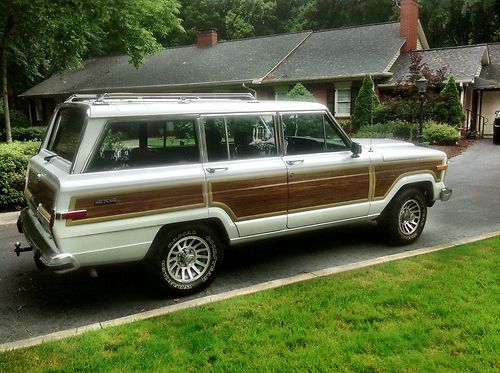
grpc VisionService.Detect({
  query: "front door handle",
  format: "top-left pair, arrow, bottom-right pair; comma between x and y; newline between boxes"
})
286,159 -> 304,166
206,167 -> 229,174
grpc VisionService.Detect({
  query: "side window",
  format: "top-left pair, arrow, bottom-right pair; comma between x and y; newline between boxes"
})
204,115 -> 276,162
47,107 -> 87,162
283,113 -> 348,155
87,118 -> 199,172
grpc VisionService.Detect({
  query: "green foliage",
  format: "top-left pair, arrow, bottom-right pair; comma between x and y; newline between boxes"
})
1,0 -> 183,141
435,76 -> 465,128
352,75 -> 380,132
371,104 -> 396,124
10,127 -> 47,141
0,106 -> 30,129
169,0 -> 499,47
0,142 -> 40,210
286,83 -> 316,102
225,0 -> 277,39
419,0 -> 500,47
355,120 -> 415,140
336,119 -> 352,134
423,121 -> 461,145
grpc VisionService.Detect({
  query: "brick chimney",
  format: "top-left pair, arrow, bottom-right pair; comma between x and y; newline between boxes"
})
197,29 -> 218,48
400,0 -> 420,52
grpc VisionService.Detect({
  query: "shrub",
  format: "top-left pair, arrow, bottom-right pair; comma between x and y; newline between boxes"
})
372,104 -> 396,124
423,121 -> 461,145
286,83 -> 316,101
352,75 -> 380,132
336,119 -> 352,134
0,107 -> 31,128
1,105 -> 40,142
435,75 -> 464,128
355,120 -> 415,140
10,126 -> 47,141
0,142 -> 40,211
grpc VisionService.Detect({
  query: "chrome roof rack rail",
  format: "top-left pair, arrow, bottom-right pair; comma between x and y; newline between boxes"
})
65,92 -> 256,103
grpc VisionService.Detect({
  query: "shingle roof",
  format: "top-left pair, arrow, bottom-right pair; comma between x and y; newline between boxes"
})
263,22 -> 404,82
386,45 -> 488,85
22,31 -> 311,97
480,43 -> 500,83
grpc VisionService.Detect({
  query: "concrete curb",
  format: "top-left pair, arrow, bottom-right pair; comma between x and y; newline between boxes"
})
0,211 -> 19,226
1,229 -> 500,352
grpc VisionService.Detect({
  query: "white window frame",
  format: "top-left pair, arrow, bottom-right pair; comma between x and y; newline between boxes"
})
334,82 -> 351,117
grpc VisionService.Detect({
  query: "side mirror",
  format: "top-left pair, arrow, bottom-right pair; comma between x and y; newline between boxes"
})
351,142 -> 362,158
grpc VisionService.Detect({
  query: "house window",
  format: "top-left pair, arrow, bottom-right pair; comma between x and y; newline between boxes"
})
335,83 -> 351,117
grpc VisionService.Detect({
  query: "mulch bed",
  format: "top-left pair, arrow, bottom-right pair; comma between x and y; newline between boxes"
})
429,139 -> 474,159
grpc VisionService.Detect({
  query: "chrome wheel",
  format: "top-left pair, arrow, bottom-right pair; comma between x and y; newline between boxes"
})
398,199 -> 421,236
166,235 -> 212,283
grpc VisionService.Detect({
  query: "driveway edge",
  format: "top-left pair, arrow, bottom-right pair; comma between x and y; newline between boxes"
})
0,211 -> 19,226
2,230 -> 499,352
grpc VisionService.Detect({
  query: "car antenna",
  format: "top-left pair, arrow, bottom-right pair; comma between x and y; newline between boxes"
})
369,75 -> 374,153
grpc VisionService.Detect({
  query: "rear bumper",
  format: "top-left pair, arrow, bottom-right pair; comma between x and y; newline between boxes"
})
18,208 -> 79,273
439,187 -> 453,202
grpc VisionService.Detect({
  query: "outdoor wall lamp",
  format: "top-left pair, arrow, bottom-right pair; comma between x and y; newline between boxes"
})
416,77 -> 428,144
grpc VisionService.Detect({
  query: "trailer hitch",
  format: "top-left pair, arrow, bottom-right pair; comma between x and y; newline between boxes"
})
14,242 -> 33,256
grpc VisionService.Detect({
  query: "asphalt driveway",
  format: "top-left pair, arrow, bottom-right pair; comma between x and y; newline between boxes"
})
0,139 -> 499,344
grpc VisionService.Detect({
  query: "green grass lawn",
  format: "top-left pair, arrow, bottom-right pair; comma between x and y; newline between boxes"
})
1,238 -> 499,372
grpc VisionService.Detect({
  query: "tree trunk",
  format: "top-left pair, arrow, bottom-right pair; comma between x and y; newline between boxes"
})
1,18 -> 14,143
1,46 -> 12,143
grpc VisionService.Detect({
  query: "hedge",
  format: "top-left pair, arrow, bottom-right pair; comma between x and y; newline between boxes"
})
355,120 -> 415,140
423,121 -> 461,145
0,142 -> 40,211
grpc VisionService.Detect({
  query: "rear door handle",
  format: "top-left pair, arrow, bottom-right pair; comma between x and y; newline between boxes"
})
286,160 -> 304,165
206,167 -> 229,173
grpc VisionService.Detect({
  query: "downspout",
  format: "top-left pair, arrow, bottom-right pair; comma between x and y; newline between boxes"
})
242,84 -> 257,99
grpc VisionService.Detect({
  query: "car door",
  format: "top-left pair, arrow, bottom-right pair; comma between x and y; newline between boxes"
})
281,111 -> 372,229
201,113 -> 288,237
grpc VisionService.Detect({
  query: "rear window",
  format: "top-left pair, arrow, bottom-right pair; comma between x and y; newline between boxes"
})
46,107 -> 87,162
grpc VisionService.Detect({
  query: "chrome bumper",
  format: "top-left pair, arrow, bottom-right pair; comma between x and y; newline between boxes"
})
439,188 -> 453,202
17,208 -> 79,273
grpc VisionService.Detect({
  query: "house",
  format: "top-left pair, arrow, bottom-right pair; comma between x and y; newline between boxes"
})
21,0 -> 500,136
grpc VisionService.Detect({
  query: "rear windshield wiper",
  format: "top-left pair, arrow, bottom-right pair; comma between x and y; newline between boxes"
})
44,154 -> 58,162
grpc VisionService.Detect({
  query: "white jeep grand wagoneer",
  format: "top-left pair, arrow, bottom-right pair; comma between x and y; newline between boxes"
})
17,93 -> 452,294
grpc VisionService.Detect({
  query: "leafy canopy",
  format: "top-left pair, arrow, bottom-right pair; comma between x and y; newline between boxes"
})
1,0 -> 183,81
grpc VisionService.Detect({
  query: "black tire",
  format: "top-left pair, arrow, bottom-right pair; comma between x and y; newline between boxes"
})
378,188 -> 427,246
149,224 -> 224,295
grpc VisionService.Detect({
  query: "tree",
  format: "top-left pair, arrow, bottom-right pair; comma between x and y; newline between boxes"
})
0,0 -> 182,143
286,83 -> 316,101
352,75 -> 380,132
225,0 -> 277,39
419,0 -> 500,47
436,75 -> 464,127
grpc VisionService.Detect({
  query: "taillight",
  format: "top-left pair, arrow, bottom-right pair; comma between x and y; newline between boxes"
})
59,210 -> 88,220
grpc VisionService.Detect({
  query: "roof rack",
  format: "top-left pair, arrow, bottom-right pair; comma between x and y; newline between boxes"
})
65,92 -> 256,103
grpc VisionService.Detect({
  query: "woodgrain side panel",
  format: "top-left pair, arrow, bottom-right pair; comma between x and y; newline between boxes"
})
289,166 -> 370,211
70,183 -> 204,224
209,176 -> 288,220
373,160 -> 442,199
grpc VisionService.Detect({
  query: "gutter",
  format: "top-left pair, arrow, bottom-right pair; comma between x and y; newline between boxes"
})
259,72 -> 393,85
378,77 -> 474,89
20,79 -> 256,98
